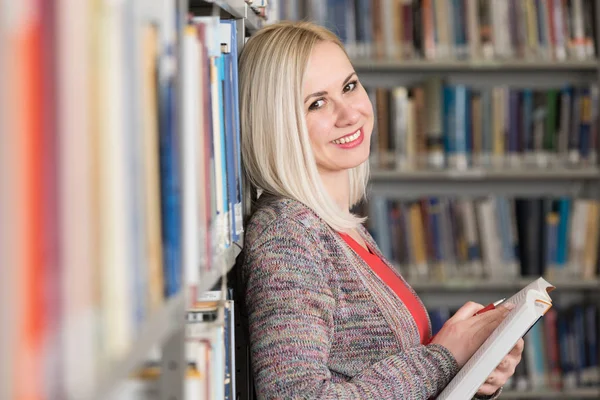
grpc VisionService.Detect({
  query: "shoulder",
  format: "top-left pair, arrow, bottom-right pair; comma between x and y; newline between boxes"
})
244,195 -> 326,251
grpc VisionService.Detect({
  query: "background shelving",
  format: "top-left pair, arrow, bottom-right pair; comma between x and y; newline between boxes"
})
369,168 -> 600,199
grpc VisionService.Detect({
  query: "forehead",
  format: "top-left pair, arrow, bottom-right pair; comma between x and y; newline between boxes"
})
303,41 -> 353,93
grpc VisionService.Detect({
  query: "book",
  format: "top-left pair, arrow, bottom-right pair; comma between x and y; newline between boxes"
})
437,277 -> 555,399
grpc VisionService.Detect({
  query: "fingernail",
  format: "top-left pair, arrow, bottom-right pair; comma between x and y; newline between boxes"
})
504,303 -> 515,311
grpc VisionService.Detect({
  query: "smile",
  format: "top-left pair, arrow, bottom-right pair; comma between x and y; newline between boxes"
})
332,129 -> 362,145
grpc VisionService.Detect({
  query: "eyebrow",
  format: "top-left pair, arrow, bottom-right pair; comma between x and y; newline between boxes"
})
303,72 -> 357,104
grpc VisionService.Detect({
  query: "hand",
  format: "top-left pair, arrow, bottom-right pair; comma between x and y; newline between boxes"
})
430,301 -> 514,368
475,338 -> 525,397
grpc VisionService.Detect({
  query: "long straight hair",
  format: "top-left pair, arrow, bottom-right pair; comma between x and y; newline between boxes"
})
238,21 -> 369,231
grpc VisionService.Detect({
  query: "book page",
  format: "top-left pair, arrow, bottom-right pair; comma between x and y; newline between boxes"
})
438,277 -> 554,399
505,277 -> 553,306
443,304 -> 528,392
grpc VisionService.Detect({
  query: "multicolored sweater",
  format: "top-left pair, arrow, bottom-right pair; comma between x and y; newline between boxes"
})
240,195 -> 494,399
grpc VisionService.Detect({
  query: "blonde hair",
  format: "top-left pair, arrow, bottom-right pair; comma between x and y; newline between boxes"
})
238,21 -> 369,231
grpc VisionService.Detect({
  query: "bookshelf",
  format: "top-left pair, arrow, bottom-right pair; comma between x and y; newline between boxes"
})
408,278 -> 600,292
369,168 -> 600,198
189,0 -> 264,32
265,1 -> 600,399
0,0 -> 260,399
353,1 -> 600,397
501,387 -> 600,399
94,293 -> 185,400
351,59 -> 600,72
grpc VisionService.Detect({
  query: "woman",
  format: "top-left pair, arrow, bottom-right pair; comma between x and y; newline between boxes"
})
237,21 -> 523,399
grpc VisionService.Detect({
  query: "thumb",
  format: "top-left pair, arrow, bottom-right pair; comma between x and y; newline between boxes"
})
448,301 -> 484,322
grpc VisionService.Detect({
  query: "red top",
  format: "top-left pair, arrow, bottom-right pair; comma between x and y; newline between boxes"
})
339,232 -> 431,345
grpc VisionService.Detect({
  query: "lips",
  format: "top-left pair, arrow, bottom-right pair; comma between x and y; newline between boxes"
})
332,128 -> 362,145
331,128 -> 364,149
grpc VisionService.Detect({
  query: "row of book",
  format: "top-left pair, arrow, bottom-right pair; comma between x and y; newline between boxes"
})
367,80 -> 600,170
111,293 -> 238,400
182,16 -> 245,301
366,197 -> 600,282
0,1 -> 250,399
268,0 -> 597,62
1,0 -> 186,398
430,303 -> 600,390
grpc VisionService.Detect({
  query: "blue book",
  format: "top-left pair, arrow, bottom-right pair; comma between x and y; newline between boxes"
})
579,88 -> 592,159
428,198 -> 444,267
443,86 -> 455,162
522,89 -> 534,156
584,304 -> 599,386
557,310 -> 574,387
495,198 -> 514,268
355,0 -> 372,56
444,86 -> 469,168
221,19 -> 243,239
222,51 -> 238,243
555,198 -> 570,271
216,55 -> 230,247
452,0 -> 467,58
159,60 -> 182,297
573,305 -> 587,386
481,89 -> 493,163
369,197 -> 392,260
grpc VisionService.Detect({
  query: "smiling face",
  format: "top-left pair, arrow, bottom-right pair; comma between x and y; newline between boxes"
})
302,41 -> 374,176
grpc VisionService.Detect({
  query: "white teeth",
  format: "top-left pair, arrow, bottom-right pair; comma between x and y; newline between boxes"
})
333,130 -> 361,145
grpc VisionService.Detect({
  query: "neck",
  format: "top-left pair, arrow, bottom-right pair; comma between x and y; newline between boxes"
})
319,168 -> 350,213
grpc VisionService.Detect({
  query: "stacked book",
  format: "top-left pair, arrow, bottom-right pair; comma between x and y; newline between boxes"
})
272,0 -> 597,62
366,196 -> 600,282
429,303 -> 600,392
367,80 -> 599,171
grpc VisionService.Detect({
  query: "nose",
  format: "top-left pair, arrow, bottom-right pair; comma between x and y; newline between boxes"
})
336,100 -> 360,127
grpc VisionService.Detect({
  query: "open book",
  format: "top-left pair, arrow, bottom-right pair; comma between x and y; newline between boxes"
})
437,277 -> 555,400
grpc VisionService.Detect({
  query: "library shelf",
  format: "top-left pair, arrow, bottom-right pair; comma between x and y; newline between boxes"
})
189,0 -> 263,32
408,278 -> 600,292
369,167 -> 600,199
351,58 -> 599,72
501,387 -> 600,399
94,292 -> 185,400
198,239 -> 243,295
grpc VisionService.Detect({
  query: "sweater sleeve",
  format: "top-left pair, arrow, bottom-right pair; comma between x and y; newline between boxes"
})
243,219 -> 459,400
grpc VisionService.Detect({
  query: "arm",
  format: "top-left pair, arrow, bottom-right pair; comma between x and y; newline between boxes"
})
243,219 -> 459,400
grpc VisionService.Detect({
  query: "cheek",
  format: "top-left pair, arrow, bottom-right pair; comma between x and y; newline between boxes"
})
306,114 -> 334,144
356,92 -> 374,119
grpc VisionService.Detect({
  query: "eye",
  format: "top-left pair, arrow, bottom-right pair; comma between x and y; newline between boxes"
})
343,80 -> 358,93
308,98 -> 325,111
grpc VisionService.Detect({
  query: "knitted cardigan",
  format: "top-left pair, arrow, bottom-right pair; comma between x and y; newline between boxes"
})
240,195 -> 498,399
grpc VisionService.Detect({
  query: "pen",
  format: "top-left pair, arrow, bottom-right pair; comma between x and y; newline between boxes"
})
474,298 -> 506,316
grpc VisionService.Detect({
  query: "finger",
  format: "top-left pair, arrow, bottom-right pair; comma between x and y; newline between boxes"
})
485,369 -> 509,387
496,356 -> 511,371
496,354 -> 519,372
509,338 -> 525,356
477,383 -> 499,397
472,308 -> 509,340
497,302 -> 516,312
449,301 -> 484,321
473,307 -> 509,330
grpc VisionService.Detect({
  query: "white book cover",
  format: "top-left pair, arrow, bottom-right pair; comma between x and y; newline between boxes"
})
182,27 -> 201,291
98,0 -> 133,362
438,277 -> 555,399
58,0 -> 98,397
